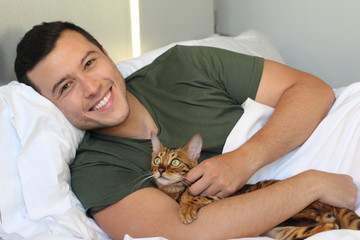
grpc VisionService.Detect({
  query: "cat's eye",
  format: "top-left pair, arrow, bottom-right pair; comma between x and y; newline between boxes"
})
153,157 -> 161,165
171,159 -> 181,167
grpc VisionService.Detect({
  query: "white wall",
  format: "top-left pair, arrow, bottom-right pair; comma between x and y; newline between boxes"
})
215,0 -> 360,88
0,0 -> 214,85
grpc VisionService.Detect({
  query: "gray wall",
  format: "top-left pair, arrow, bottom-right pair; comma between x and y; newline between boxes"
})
215,0 -> 360,88
0,0 -> 132,85
139,0 -> 214,53
0,0 -> 214,85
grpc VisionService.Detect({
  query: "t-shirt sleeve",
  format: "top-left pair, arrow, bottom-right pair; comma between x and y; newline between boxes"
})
175,45 -> 264,104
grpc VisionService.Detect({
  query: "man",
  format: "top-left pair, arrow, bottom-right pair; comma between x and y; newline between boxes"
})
15,21 -> 356,239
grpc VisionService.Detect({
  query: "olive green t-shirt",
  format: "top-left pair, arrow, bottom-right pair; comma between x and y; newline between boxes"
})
70,45 -> 264,217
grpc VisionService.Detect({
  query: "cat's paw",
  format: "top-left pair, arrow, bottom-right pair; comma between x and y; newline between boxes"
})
180,205 -> 199,224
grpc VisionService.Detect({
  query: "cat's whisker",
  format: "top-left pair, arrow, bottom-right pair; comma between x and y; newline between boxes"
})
132,171 -> 155,191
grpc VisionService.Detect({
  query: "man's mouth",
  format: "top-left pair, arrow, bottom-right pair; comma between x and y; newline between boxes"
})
90,90 -> 112,111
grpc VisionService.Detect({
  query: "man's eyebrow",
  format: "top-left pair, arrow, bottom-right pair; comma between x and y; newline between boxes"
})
52,75 -> 71,95
51,51 -> 98,95
81,50 -> 97,65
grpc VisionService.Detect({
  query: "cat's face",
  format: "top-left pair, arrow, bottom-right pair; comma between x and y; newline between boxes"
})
150,133 -> 203,188
151,147 -> 195,186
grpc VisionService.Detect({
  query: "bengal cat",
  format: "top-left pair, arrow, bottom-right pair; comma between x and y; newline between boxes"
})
150,133 -> 360,240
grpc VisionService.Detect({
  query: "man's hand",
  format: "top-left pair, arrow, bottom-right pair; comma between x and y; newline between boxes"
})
186,150 -> 257,197
307,170 -> 358,210
186,59 -> 335,198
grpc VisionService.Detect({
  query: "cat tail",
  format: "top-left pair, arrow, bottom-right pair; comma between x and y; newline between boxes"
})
336,207 -> 360,229
264,223 -> 338,240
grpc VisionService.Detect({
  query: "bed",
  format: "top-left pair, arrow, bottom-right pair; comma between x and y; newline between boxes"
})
1,29 -> 360,240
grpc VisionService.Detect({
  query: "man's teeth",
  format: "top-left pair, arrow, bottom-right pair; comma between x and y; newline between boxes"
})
92,92 -> 111,110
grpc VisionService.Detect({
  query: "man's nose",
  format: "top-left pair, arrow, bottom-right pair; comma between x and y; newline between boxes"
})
80,76 -> 101,98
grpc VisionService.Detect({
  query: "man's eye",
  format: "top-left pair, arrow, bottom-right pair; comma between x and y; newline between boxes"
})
61,82 -> 71,93
85,59 -> 95,68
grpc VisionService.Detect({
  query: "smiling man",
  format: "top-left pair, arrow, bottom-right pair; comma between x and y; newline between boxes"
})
14,21 -> 357,240
25,31 -> 131,133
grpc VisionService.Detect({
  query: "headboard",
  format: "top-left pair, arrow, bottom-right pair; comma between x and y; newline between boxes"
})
215,0 -> 360,88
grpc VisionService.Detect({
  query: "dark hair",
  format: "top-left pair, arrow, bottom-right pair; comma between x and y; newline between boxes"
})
14,21 -> 103,88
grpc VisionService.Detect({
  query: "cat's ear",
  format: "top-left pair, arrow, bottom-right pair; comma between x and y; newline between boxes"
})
151,131 -> 162,152
185,134 -> 203,160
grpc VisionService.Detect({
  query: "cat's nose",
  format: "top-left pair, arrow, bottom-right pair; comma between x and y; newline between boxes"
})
159,168 -> 165,174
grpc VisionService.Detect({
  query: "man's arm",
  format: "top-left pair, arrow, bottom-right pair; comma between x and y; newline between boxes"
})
187,59 -> 335,197
94,170 -> 356,240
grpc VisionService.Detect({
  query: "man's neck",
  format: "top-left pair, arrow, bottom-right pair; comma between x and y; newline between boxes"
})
93,91 -> 158,139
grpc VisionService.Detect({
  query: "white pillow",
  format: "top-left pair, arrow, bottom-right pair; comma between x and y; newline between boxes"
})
117,30 -> 285,78
0,30 -> 285,239
0,82 -> 109,240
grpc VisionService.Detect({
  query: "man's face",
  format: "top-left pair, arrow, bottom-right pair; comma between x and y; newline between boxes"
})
27,30 -> 129,130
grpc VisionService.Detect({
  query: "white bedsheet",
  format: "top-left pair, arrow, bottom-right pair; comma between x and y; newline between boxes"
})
224,82 -> 360,209
222,82 -> 360,239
